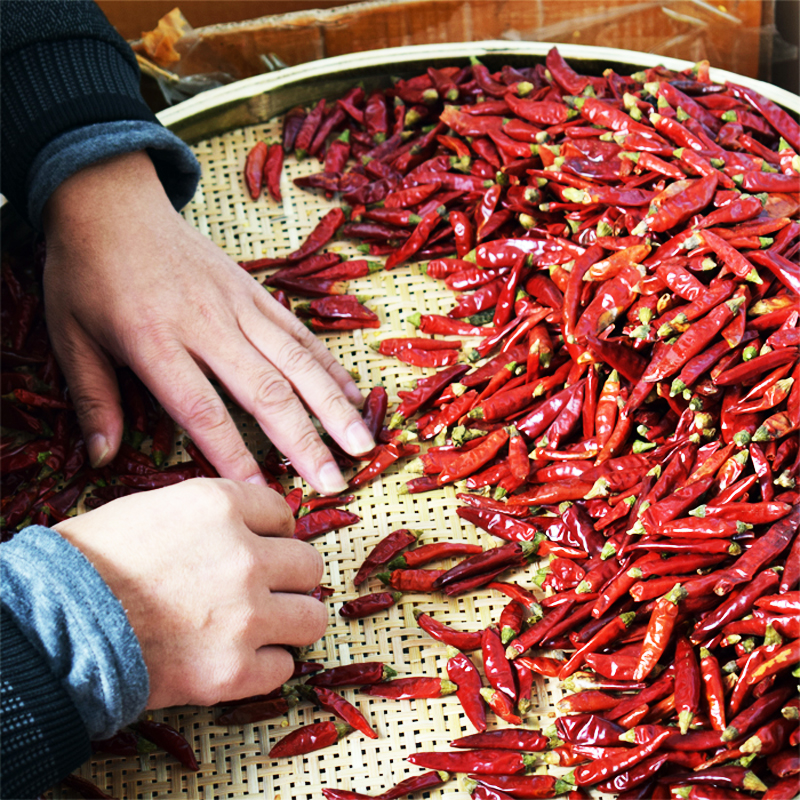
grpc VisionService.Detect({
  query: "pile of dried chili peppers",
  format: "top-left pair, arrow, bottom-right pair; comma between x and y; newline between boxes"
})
3,45 -> 800,800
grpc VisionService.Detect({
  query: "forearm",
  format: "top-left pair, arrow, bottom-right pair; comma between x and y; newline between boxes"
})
1,526 -> 149,736
0,0 -> 200,227
1,608 -> 92,799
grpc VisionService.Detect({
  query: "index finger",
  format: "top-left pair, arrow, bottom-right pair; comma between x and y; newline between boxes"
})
132,343 -> 267,485
221,479 -> 296,539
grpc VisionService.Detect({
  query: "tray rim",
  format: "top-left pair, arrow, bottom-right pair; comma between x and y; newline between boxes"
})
157,39 -> 800,139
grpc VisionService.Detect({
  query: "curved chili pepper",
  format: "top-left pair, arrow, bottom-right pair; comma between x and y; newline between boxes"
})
712,505 -> 800,595
413,609 -> 483,651
133,719 -> 199,771
307,662 -> 396,688
452,729 -> 548,753
269,720 -> 352,759
294,508 -> 361,542
408,748 -> 535,775
723,686 -> 794,743
338,591 -> 401,619
558,611 -> 637,681
353,528 -> 420,588
388,541 -> 482,569
216,694 -> 299,726
446,647 -> 486,732
361,676 -> 456,700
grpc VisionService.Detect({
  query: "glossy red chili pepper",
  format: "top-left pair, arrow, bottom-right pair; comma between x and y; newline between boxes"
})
347,442 -> 407,490
389,541 -> 483,570
631,583 -> 686,680
391,364 -> 470,426
361,675 -> 458,700
443,647 -> 485,732
352,528 -> 419,586
269,720 -> 352,759
294,508 -> 360,542
723,686 -> 794,743
60,774 -> 114,799
713,505 -> 800,595
134,719 -> 199,771
244,141 -> 268,199
307,662 -> 396,688
215,694 -> 299,726
413,609 -> 482,652
338,591 -> 401,619
409,747 -> 535,775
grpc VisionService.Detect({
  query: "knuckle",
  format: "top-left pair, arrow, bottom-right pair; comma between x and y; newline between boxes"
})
251,372 -> 296,413
275,340 -> 316,377
301,543 -> 325,585
290,426 -> 325,459
72,393 -> 115,426
189,478 -> 238,518
181,391 -> 231,436
210,658 -> 250,704
318,389 -> 357,422
271,496 -> 297,536
300,598 -> 328,643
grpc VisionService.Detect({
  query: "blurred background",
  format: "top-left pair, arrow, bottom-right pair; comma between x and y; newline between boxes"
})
97,0 -> 799,110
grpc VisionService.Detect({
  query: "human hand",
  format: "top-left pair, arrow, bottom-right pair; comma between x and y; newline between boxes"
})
41,151 -> 375,494
54,478 -> 327,708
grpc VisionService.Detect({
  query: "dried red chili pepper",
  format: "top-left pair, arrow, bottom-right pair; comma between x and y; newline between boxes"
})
414,609 -> 483,651
244,141 -> 268,199
353,528 -> 419,586
60,774 -> 114,799
451,729 -> 547,756
294,508 -> 360,542
446,647 -> 486,732
408,748 -> 535,775
269,720 -> 352,758
216,694 -> 300,726
377,567 -> 447,592
362,676 -> 457,700
133,719 -> 199,771
307,662 -> 396,688
338,591 -> 401,619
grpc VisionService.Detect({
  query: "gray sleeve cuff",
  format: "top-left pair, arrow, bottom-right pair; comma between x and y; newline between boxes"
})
26,120 -> 201,229
0,525 -> 149,740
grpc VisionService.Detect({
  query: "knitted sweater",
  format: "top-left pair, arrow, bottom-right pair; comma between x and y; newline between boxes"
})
1,0 -> 200,228
1,2 -> 202,796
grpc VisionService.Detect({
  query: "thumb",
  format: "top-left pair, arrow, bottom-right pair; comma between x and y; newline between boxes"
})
54,327 -> 125,468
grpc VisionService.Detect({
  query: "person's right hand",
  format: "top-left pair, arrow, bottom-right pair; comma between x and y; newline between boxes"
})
54,478 -> 327,709
41,150 -> 375,495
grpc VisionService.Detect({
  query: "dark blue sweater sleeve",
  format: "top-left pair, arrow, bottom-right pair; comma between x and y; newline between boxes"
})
1,609 -> 91,799
1,0 -> 200,227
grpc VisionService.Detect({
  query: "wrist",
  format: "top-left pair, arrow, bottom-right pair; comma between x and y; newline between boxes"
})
42,150 -> 173,238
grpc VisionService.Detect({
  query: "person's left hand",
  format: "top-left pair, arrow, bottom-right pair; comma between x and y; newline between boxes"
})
54,478 -> 327,708
41,151 -> 375,494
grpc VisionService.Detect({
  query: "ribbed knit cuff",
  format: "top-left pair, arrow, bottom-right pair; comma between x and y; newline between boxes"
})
27,120 -> 202,228
1,37 -> 157,221
1,526 -> 149,741
1,609 -> 91,799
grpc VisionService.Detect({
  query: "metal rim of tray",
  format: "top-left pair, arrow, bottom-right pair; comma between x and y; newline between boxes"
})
158,40 -> 800,141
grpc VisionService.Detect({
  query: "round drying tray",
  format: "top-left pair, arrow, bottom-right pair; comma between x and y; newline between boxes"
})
36,41 -> 797,800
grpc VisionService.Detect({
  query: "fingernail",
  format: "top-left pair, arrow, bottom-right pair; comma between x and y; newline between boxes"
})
318,461 -> 348,496
87,433 -> 111,468
246,472 -> 268,487
344,383 -> 364,406
346,420 -> 375,456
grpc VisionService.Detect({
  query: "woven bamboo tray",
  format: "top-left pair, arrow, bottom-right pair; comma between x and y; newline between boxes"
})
52,42 -> 798,800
